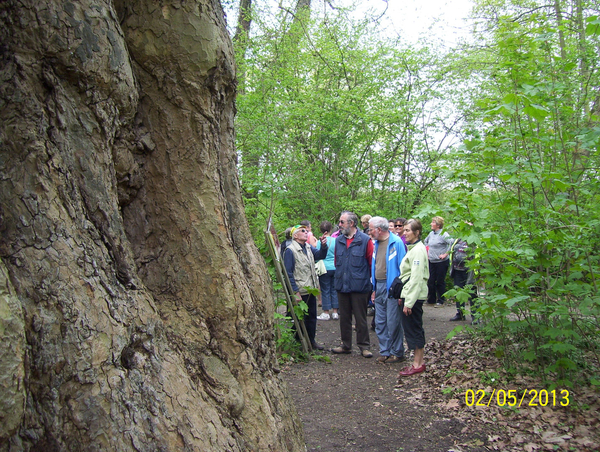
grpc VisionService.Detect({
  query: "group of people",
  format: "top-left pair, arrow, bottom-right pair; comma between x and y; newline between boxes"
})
282,211 -> 476,379
370,215 -> 477,322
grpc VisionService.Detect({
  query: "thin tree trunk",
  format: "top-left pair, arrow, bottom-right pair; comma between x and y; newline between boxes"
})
234,0 -> 253,45
233,0 -> 252,91
554,0 -> 567,59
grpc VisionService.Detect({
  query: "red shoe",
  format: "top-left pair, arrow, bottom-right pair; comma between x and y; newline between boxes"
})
398,364 -> 426,377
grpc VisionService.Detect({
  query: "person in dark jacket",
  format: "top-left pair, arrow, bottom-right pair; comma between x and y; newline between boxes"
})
449,234 -> 477,322
331,211 -> 374,358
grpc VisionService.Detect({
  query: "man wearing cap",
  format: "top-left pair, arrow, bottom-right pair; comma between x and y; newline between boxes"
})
284,225 -> 328,350
332,211 -> 375,358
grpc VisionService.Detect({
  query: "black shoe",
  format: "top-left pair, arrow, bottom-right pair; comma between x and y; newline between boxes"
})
311,342 -> 324,350
450,313 -> 465,321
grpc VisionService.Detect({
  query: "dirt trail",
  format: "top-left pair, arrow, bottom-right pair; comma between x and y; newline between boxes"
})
281,302 -> 488,452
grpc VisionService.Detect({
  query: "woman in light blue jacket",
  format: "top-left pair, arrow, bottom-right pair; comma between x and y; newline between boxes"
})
316,221 -> 338,320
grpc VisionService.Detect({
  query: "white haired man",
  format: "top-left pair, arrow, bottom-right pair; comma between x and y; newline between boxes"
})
369,216 -> 407,363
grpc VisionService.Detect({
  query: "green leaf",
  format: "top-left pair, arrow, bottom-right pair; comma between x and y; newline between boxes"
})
446,325 -> 465,340
304,286 -> 320,297
553,358 -> 577,370
505,295 -> 528,308
523,104 -> 550,120
586,16 -> 600,36
542,328 -> 565,339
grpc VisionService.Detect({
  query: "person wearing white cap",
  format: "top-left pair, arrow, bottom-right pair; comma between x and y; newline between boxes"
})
283,225 -> 329,350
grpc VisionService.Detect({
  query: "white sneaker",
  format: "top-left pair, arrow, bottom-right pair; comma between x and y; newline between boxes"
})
331,313 -> 339,320
317,313 -> 330,320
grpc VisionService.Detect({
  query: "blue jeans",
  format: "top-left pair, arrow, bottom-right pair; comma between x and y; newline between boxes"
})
319,270 -> 337,311
374,280 -> 405,358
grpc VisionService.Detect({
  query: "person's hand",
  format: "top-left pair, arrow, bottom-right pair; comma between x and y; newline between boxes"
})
403,305 -> 412,315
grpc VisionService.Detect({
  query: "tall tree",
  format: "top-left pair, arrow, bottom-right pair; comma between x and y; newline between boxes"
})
0,0 -> 304,450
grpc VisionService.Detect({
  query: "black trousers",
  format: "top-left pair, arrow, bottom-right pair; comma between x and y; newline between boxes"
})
452,269 -> 477,313
337,291 -> 370,351
401,300 -> 425,350
427,259 -> 450,304
290,294 -> 317,344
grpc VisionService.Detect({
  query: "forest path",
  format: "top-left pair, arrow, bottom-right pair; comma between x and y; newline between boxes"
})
281,302 -> 490,452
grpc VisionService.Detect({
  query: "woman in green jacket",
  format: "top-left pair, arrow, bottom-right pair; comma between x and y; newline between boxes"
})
398,219 -> 429,377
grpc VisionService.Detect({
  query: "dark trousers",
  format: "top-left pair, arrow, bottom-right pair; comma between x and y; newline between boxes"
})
290,294 -> 317,344
427,259 -> 450,304
401,300 -> 426,350
303,294 -> 317,344
337,292 -> 370,351
452,270 -> 477,314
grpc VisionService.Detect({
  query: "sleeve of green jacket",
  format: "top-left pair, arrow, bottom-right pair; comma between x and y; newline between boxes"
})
401,244 -> 429,309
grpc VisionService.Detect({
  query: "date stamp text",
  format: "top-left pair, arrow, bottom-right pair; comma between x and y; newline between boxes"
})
464,389 -> 570,407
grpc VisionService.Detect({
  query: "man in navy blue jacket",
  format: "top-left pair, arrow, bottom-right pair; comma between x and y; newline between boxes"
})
332,211 -> 374,358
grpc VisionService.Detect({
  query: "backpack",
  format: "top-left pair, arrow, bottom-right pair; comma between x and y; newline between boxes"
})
451,239 -> 469,270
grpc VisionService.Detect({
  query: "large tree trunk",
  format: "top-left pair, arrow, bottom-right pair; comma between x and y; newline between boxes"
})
0,0 -> 304,450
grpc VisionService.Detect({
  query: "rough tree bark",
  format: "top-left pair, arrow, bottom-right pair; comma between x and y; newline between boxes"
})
0,0 -> 304,450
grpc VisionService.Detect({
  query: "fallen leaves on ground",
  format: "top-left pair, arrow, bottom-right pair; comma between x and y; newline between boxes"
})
394,336 -> 600,451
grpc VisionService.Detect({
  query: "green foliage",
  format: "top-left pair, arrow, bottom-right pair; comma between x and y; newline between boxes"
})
235,1 -> 465,241
441,386 -> 455,396
273,287 -> 308,358
436,0 -> 600,385
478,371 -> 501,386
312,354 -> 332,363
234,0 -> 600,383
